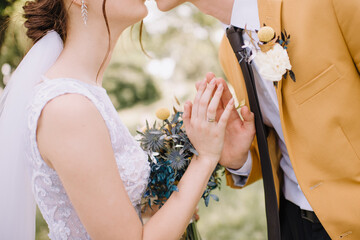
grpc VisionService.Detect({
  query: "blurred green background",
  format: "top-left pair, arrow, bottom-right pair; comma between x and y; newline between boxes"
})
0,1 -> 267,239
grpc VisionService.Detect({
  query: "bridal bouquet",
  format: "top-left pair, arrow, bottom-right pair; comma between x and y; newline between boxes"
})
137,100 -> 224,240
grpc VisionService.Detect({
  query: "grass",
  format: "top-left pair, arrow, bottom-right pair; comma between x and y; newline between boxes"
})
197,179 -> 267,240
35,209 -> 49,240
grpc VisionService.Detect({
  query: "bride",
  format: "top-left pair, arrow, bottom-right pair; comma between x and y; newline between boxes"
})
0,0 -> 235,239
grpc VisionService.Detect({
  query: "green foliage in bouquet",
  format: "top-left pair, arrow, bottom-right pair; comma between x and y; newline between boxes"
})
137,106 -> 224,208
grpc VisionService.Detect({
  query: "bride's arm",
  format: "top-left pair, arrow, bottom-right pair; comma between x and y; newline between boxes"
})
37,79 -> 233,240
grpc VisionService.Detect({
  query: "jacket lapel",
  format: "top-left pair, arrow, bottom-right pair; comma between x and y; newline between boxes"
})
257,0 -> 283,36
257,0 -> 284,104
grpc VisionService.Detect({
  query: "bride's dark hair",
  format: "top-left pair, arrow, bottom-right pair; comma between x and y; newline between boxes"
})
23,0 -> 112,45
23,0 -> 69,43
23,0 -> 111,80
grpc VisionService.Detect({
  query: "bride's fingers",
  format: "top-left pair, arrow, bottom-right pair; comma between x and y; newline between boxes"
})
196,73 -> 216,90
207,84 -> 223,121
192,79 -> 206,118
198,78 -> 216,119
216,78 -> 242,122
182,101 -> 192,130
195,81 -> 202,90
197,81 -> 225,121
216,78 -> 233,106
218,98 -> 235,130
206,72 -> 216,82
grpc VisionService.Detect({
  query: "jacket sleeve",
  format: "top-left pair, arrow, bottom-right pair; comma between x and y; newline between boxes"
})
332,0 -> 360,72
225,140 -> 263,189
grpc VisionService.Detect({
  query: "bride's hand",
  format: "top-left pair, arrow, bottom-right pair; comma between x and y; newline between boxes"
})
196,73 -> 256,170
182,78 -> 234,164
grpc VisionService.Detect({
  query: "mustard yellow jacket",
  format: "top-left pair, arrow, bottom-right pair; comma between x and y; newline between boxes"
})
219,0 -> 360,239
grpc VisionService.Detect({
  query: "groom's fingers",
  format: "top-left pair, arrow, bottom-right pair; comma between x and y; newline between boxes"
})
240,106 -> 255,129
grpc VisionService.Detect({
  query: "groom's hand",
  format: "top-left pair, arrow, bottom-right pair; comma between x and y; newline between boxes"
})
195,73 -> 255,170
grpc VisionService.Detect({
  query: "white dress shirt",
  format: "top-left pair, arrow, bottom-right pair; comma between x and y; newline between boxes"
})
226,0 -> 313,211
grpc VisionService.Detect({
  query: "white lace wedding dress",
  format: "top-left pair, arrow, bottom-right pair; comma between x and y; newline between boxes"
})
26,77 -> 150,240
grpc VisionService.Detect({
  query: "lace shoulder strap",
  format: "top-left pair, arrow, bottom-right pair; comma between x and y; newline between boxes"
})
27,78 -> 109,163
28,77 -> 107,125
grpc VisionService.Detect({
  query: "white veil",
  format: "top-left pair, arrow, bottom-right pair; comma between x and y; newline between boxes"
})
0,31 -> 63,239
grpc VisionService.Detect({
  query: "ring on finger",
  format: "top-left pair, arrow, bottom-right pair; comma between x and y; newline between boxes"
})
207,117 -> 216,123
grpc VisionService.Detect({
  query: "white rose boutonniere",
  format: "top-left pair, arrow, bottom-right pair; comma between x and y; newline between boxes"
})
253,43 -> 292,82
243,26 -> 296,86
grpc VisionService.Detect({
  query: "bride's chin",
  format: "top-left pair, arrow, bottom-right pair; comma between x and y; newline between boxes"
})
121,7 -> 147,26
135,4 -> 148,20
141,7 -> 149,19
154,0 -> 173,12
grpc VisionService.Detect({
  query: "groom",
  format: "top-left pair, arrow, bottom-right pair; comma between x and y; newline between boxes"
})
157,0 -> 360,239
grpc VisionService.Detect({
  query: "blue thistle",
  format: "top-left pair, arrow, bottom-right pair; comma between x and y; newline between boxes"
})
167,149 -> 188,171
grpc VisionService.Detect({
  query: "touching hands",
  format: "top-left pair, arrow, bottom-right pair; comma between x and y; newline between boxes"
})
182,77 -> 234,166
195,73 -> 256,170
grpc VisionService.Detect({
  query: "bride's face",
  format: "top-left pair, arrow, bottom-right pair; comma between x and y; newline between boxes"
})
155,0 -> 186,12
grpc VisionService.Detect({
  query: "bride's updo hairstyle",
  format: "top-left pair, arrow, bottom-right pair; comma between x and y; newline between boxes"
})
23,0 -> 112,79
23,0 -> 68,43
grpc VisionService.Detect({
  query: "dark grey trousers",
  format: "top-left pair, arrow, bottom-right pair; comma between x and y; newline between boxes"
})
280,196 -> 332,240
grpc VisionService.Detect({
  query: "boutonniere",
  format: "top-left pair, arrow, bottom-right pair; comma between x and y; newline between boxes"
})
243,25 -> 296,86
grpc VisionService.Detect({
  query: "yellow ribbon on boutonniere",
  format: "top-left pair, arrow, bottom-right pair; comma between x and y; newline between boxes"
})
258,26 -> 277,52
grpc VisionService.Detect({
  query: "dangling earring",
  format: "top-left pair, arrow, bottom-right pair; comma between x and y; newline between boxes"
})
81,0 -> 88,25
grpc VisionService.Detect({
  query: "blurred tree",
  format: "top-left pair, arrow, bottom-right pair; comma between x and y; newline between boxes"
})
104,62 -> 161,110
0,0 -> 29,88
137,3 -> 226,103
0,0 -> 13,48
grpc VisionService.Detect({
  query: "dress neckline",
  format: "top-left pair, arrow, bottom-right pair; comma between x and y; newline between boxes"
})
41,75 -> 107,92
